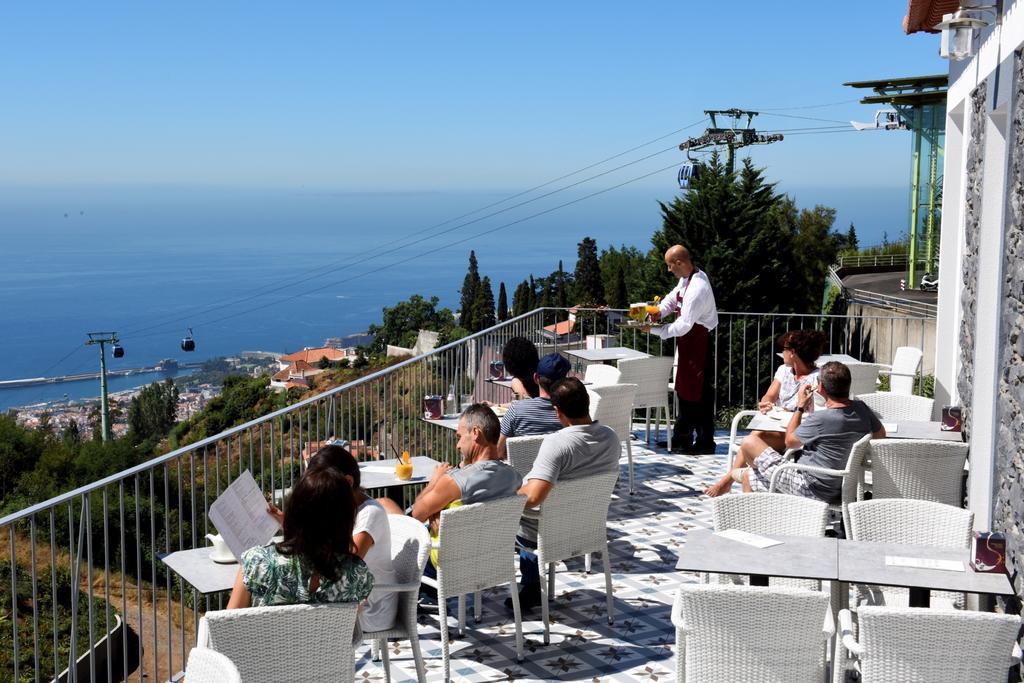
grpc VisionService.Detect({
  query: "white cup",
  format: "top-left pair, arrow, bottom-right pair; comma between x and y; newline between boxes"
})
206,533 -> 235,563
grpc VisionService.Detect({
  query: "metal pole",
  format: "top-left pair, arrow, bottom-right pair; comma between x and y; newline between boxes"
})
98,341 -> 110,442
908,107 -> 923,288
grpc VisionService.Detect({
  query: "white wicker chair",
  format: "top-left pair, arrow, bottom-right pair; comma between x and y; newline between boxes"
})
583,364 -> 621,386
726,410 -> 760,461
768,433 -> 873,533
834,606 -> 1022,683
846,363 -> 885,397
857,392 -> 934,422
868,439 -> 969,508
588,383 -> 638,492
846,499 -> 973,608
617,356 -> 675,447
197,602 -> 360,683
506,434 -> 547,479
672,583 -> 833,683
709,493 -> 828,590
877,346 -> 922,395
185,647 -> 241,683
530,469 -> 618,644
363,515 -> 431,683
426,495 -> 526,682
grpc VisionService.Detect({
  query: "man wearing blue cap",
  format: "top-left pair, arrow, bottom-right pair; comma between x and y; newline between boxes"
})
496,352 -> 571,459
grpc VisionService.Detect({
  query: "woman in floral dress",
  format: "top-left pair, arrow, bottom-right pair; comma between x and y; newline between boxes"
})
227,466 -> 374,608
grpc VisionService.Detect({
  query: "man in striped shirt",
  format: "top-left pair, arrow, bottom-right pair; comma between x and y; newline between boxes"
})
496,352 -> 570,459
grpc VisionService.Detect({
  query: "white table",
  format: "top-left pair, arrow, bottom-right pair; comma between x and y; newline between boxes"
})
838,540 -> 1013,608
564,347 -> 651,363
161,546 -> 245,594
676,529 -> 838,585
359,456 -> 441,488
885,420 -> 965,442
816,353 -> 861,366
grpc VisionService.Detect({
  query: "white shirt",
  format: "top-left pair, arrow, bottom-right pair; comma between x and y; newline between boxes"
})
651,270 -> 719,339
353,499 -> 398,632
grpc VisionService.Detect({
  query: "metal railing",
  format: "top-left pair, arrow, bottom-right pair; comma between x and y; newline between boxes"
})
836,253 -> 913,268
0,307 -> 935,682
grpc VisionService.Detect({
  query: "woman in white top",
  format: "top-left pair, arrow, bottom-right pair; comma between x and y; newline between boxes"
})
305,445 -> 399,632
704,329 -> 825,497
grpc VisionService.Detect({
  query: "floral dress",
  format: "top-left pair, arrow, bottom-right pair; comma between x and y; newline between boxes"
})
241,543 -> 374,606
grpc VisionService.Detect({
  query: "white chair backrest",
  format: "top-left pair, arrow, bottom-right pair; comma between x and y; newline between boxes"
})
847,499 -> 973,548
616,356 -> 674,408
536,470 -> 618,564
387,514 -> 430,584
869,439 -> 969,507
587,383 -> 638,440
857,392 -> 934,422
186,647 -> 242,683
506,434 -> 546,478
436,495 -> 526,596
889,346 -> 923,394
712,493 -> 827,537
584,364 -> 621,386
846,363 -> 884,398
854,606 -> 1022,682
198,602 -> 359,682
672,584 -> 831,682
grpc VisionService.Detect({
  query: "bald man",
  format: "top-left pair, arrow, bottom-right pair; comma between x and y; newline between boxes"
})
645,245 -> 719,454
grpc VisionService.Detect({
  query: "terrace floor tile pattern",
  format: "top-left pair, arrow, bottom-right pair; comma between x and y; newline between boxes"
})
352,430 -> 730,682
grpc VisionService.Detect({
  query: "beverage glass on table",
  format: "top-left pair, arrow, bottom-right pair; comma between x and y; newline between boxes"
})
395,451 -> 413,480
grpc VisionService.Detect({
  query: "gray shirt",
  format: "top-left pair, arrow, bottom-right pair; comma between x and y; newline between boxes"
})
796,400 -> 882,501
519,422 -> 620,541
447,459 -> 522,505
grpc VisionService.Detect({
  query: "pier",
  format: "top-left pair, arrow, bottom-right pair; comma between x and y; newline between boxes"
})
0,362 -> 204,389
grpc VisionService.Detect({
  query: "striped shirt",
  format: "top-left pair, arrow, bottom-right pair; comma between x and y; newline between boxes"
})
499,397 -> 562,437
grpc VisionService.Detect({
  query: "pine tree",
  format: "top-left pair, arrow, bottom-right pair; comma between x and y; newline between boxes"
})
573,237 -> 605,305
556,260 -> 568,309
458,250 -> 480,328
846,222 -> 859,251
611,265 -> 629,309
512,280 -> 530,316
474,276 -> 496,330
527,275 -> 537,310
497,281 -> 509,321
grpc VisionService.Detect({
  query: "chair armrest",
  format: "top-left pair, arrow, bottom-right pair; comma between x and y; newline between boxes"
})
197,617 -> 211,647
837,609 -> 864,655
1011,641 -> 1022,667
768,463 -> 846,492
822,603 -> 835,640
371,580 -> 422,594
420,575 -> 437,589
782,448 -> 802,461
728,410 -> 760,454
522,506 -> 542,520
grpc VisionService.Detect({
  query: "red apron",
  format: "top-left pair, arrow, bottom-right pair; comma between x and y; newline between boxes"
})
675,324 -> 709,402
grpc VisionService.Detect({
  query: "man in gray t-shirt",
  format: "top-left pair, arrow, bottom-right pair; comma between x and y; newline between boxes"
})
742,362 -> 885,502
507,377 -> 620,610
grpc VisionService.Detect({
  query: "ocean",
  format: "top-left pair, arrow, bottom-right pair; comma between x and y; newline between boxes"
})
0,183 -> 906,410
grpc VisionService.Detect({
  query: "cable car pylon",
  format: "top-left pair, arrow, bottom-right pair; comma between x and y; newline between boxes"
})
677,108 -> 784,184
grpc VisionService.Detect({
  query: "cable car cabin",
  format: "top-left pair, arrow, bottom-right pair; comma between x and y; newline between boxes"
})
677,163 -> 700,190
181,328 -> 196,352
112,345 -> 125,358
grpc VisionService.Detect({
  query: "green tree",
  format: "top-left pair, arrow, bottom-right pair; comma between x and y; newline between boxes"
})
555,260 -> 569,309
128,378 -> 179,443
458,250 -> 481,329
511,280 -> 530,316
317,355 -> 331,369
786,201 -> 842,312
846,222 -> 859,252
600,244 -> 650,307
367,294 -> 458,353
574,237 -> 605,306
473,276 -> 497,330
610,265 -> 629,309
497,281 -> 509,322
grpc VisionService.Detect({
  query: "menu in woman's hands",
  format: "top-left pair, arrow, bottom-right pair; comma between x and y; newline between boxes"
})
208,470 -> 280,561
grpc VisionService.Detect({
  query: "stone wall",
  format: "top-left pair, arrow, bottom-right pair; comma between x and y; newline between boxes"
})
995,49 -> 1024,645
958,82 -> 986,435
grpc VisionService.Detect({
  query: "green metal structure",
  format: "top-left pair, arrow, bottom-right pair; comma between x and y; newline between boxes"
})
85,331 -> 120,442
845,75 -> 948,288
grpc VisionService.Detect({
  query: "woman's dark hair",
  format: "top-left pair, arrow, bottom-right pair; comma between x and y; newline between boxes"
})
307,444 -> 360,490
276,466 -> 356,582
502,337 -> 540,398
778,329 -> 827,365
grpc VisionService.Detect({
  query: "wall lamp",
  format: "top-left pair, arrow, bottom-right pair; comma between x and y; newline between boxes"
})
935,2 -> 1001,61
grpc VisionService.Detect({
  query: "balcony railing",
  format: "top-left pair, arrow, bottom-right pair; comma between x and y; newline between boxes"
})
0,307 -> 934,682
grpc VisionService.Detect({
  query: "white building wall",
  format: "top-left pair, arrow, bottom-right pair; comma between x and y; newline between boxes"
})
937,1 -> 1023,530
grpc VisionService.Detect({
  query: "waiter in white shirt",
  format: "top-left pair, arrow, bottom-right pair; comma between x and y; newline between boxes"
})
644,245 -> 719,453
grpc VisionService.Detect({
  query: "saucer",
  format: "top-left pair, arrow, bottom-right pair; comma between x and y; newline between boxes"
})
210,552 -> 238,564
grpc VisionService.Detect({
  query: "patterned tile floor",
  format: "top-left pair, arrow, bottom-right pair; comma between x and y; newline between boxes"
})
354,430 -> 731,682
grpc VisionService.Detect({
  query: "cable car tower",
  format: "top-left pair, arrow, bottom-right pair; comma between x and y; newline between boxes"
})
85,331 -> 123,442
677,108 -> 784,188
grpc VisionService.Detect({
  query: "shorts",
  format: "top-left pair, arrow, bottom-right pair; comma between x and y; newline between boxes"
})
749,447 -> 817,499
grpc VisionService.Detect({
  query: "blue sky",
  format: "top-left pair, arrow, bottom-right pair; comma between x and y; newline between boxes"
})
0,2 -> 946,191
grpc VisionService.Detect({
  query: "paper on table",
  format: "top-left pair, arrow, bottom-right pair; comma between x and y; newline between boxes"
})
715,529 -> 783,549
360,465 -> 396,474
882,422 -> 898,433
208,470 -> 280,561
885,555 -> 964,572
765,409 -> 794,426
